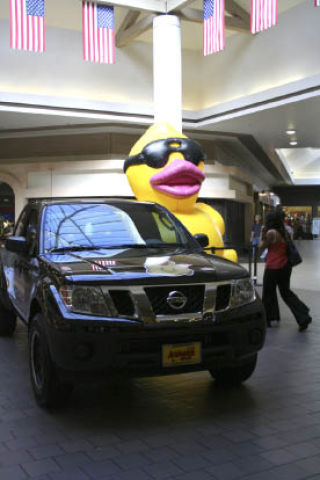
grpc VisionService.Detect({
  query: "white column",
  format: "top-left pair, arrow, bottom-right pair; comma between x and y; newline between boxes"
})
153,15 -> 182,133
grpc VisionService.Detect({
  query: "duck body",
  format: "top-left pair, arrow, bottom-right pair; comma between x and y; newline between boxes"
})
124,122 -> 237,263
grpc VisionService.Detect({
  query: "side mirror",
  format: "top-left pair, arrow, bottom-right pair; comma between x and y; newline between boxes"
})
194,233 -> 209,248
5,237 -> 31,255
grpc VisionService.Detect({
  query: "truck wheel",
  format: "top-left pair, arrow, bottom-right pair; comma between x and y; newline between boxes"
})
29,314 -> 73,408
0,301 -> 17,337
209,354 -> 257,387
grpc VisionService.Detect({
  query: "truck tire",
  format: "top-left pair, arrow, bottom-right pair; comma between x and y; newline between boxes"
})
28,313 -> 73,408
0,301 -> 17,337
209,354 -> 257,387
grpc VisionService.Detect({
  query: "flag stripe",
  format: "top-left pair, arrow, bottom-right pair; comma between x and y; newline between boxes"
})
10,0 -> 45,52
251,0 -> 277,34
82,1 -> 115,64
203,0 -> 225,56
10,0 -> 15,48
82,2 -> 87,60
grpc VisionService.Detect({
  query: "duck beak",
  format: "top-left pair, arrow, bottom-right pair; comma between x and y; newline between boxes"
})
150,158 -> 205,198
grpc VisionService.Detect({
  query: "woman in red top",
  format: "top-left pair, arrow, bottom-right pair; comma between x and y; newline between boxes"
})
259,211 -> 311,331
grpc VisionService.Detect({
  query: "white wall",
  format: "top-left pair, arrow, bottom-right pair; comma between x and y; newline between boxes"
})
1,2 -> 318,216
0,20 -> 154,113
1,3 -> 319,115
0,156 -> 253,218
200,2 -> 320,109
0,19 -> 202,116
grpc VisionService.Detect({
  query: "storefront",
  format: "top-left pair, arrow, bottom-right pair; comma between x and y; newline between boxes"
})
282,206 -> 313,239
257,191 -> 281,222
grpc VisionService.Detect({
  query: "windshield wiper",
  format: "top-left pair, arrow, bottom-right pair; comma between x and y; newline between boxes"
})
48,244 -> 147,253
48,246 -> 108,253
48,243 -> 185,253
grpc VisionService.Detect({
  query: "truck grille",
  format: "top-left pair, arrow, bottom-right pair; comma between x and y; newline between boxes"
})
106,282 -> 231,321
144,285 -> 205,315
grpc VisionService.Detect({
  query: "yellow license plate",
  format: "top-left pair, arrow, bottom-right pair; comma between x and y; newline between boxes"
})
162,342 -> 202,367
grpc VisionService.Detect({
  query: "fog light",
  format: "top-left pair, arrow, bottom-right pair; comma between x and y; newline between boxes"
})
73,343 -> 92,360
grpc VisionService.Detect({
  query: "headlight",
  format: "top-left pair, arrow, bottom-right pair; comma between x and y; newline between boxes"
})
230,278 -> 256,308
59,285 -> 113,316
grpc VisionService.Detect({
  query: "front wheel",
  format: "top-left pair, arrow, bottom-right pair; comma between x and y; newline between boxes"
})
28,313 -> 73,408
209,354 -> 257,387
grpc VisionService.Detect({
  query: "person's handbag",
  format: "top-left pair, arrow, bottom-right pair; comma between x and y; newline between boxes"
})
287,239 -> 302,267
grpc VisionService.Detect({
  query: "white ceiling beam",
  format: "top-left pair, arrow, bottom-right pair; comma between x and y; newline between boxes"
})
178,7 -> 201,23
225,0 -> 250,25
116,10 -> 140,43
179,5 -> 250,33
87,0 -> 166,13
116,14 -> 156,47
166,0 -> 196,13
112,0 -> 249,48
225,15 -> 250,33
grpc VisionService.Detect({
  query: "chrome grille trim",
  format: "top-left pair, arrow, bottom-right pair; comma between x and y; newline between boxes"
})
102,281 -> 233,324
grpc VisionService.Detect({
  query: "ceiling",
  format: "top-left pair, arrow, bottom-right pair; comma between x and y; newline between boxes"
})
0,0 -> 304,49
201,93 -> 320,186
0,0 -> 319,187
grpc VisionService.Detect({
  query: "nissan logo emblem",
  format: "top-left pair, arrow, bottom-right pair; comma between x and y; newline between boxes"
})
167,290 -> 187,310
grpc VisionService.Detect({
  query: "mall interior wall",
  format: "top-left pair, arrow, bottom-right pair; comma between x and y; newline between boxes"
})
2,5 -> 316,244
273,185 -> 320,218
1,2 -> 319,122
200,1 -> 320,110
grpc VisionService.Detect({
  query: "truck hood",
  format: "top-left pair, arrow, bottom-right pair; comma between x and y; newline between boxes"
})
41,248 -> 248,285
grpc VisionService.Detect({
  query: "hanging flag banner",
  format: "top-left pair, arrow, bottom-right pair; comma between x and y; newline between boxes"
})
10,0 -> 45,52
251,0 -> 278,34
203,0 -> 225,56
315,0 -> 320,6
82,2 -> 115,64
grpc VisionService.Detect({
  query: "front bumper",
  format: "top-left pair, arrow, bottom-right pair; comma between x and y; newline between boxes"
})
44,290 -> 266,381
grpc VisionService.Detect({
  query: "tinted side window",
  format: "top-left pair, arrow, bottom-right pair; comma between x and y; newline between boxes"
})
28,209 -> 38,232
14,209 -> 39,239
14,210 -> 29,237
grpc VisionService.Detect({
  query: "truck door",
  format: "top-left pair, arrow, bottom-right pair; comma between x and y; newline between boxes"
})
10,208 -> 39,320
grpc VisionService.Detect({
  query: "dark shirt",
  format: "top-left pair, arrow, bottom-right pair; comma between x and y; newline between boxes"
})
251,223 -> 262,238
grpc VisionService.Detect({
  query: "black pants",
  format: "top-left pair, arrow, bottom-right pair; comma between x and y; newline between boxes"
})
262,262 -> 310,326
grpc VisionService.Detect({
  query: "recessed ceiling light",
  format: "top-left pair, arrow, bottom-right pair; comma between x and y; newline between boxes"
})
286,129 -> 296,135
289,141 -> 298,146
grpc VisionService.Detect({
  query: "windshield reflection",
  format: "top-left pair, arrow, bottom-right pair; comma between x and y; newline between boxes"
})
42,203 -> 191,253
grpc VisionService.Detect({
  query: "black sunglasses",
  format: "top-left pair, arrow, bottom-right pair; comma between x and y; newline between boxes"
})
123,137 -> 206,173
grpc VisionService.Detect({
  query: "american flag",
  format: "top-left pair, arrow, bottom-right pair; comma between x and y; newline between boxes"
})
251,0 -> 277,34
82,2 -> 115,64
203,0 -> 225,56
10,0 -> 45,52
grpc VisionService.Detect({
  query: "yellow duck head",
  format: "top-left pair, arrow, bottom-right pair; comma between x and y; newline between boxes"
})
124,122 -> 206,213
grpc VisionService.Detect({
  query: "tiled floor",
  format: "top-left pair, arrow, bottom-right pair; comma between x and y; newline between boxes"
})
0,240 -> 319,479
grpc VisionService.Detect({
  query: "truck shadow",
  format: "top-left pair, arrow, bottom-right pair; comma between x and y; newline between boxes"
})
52,373 -> 259,435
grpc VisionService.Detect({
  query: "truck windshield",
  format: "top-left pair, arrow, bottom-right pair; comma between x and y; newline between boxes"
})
42,202 -> 194,253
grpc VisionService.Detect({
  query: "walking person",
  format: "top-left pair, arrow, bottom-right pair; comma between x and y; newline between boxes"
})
250,214 -> 262,248
259,211 -> 312,331
250,214 -> 262,269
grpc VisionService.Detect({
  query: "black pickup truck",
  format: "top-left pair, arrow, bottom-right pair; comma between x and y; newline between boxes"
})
0,199 -> 266,407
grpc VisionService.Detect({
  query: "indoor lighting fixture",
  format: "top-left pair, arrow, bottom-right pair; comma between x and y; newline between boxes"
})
289,141 -> 298,146
286,129 -> 296,135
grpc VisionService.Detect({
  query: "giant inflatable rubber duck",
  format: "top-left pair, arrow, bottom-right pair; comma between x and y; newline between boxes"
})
124,122 -> 237,262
